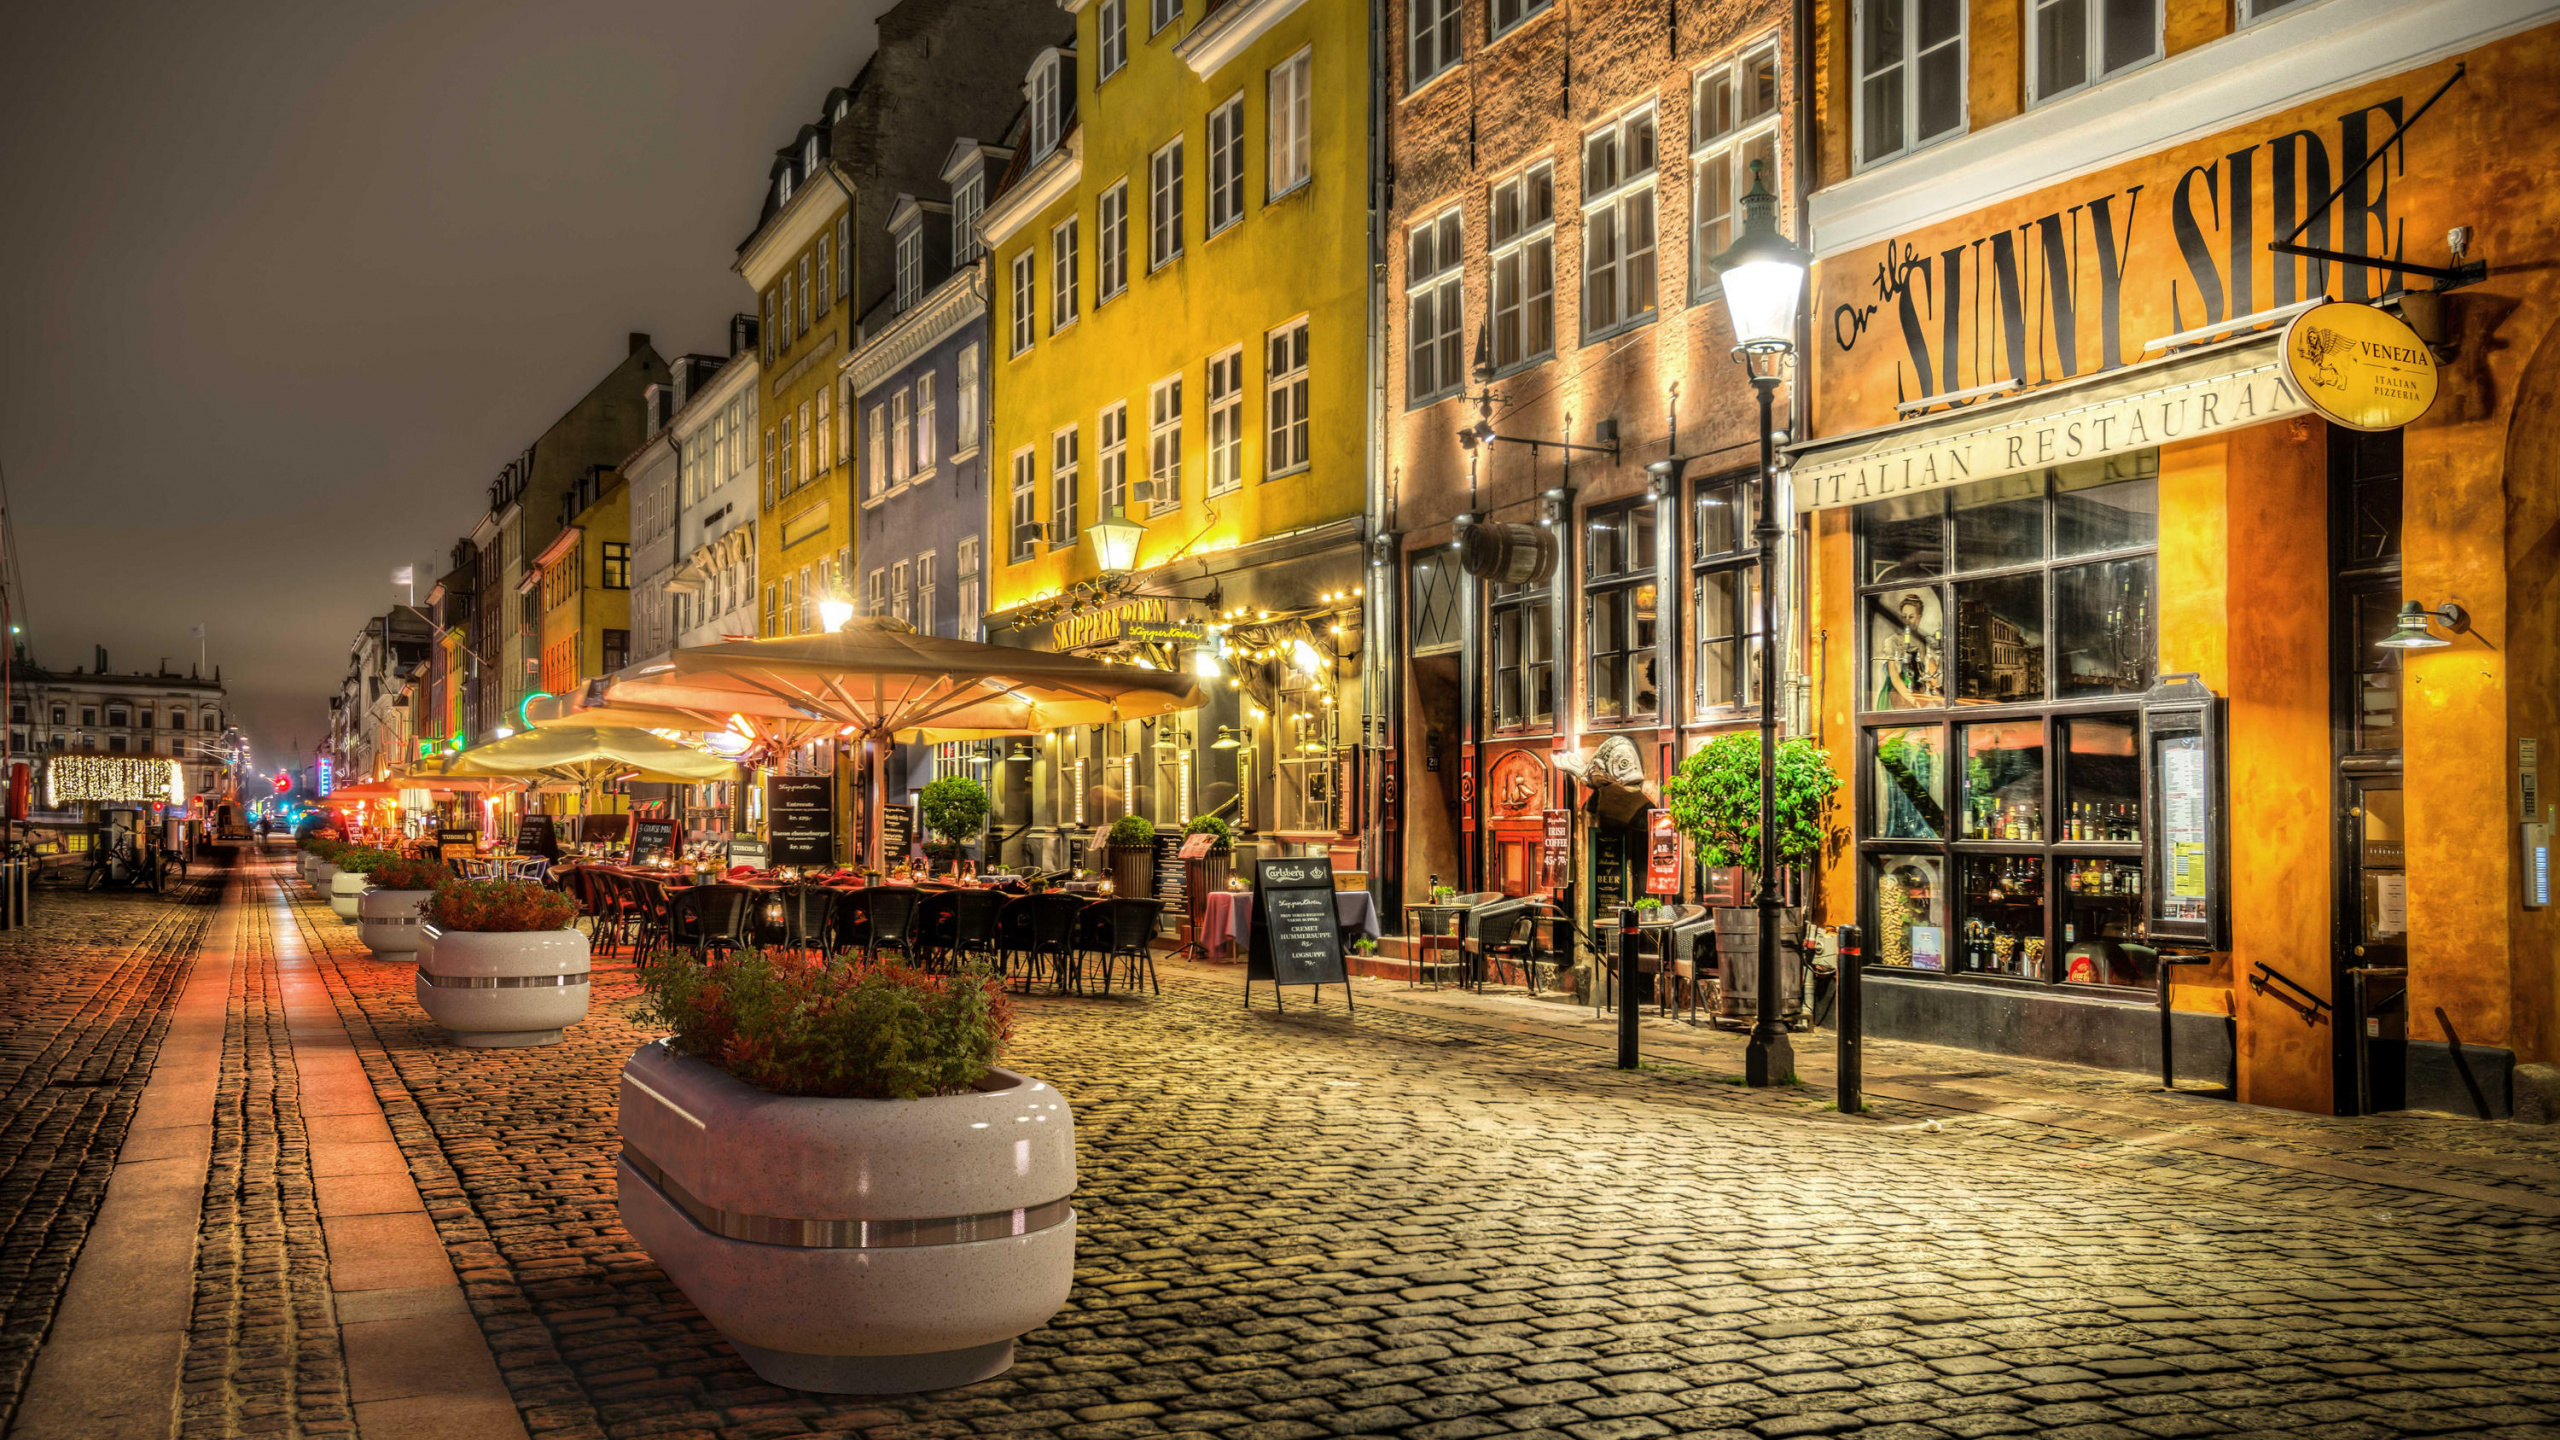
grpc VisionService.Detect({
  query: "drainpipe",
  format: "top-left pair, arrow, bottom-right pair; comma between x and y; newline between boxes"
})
1365,0 -> 1395,901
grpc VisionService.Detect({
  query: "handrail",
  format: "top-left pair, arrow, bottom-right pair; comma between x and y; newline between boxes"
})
2249,959 -> 2333,1025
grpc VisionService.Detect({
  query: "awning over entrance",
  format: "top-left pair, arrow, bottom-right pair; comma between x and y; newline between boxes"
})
1788,333 -> 2303,513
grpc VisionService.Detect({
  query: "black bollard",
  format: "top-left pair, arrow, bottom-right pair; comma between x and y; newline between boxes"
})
1616,906 -> 1640,1070
1835,924 -> 1863,1115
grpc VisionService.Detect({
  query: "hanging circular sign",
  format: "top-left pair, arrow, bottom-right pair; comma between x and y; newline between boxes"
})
2280,300 -> 2439,432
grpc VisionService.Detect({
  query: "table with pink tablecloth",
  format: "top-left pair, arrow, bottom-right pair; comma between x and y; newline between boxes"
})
1199,889 -> 1380,958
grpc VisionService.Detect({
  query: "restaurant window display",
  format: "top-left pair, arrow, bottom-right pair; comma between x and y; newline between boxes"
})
1857,452 -> 2158,990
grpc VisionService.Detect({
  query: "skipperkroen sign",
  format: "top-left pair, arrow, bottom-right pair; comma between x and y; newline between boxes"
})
1794,357 -> 2306,512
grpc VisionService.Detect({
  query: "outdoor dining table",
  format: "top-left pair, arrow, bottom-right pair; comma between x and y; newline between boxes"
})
1198,888 -> 1380,959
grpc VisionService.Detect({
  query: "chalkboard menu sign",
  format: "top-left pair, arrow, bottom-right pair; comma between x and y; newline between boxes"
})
881,803 -> 915,865
437,827 -> 480,862
632,818 -> 677,864
514,814 -> 558,858
1245,855 -> 1353,1013
1592,830 -> 1627,913
768,776 -> 835,865
1153,833 -> 1186,917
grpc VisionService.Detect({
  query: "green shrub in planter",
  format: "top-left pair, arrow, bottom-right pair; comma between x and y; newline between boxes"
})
1106,814 -> 1155,849
1181,815 -> 1234,852
1661,733 -> 1841,872
919,775 -> 991,854
638,950 -> 1013,1100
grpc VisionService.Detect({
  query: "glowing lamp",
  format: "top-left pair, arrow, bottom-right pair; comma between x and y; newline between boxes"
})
819,596 -> 856,631
1708,160 -> 1809,355
1084,507 -> 1146,576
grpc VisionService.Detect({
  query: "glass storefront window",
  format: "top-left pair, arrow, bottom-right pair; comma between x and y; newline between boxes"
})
1274,672 -> 1336,833
2055,556 -> 2153,698
2058,858 -> 2148,987
2349,590 -> 2402,752
1960,720 -> 2043,841
1871,725 -> 1945,840
1863,492 -> 1944,585
1951,472 -> 2045,573
2054,452 -> 2158,555
2059,716 -> 2139,842
1953,573 -> 2045,704
1870,854 -> 1946,970
1957,854 -> 2045,979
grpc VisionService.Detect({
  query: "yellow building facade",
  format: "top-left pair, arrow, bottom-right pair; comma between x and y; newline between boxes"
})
978,0 -> 1373,871
744,118 -> 859,640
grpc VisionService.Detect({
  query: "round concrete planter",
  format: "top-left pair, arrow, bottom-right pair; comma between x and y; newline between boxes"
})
616,1043 -> 1076,1395
356,889 -> 436,960
298,854 -> 318,885
314,861 -> 341,896
329,870 -> 370,921
416,926 -> 590,1048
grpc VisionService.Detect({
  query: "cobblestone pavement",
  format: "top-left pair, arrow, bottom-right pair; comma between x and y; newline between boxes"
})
267,871 -> 2560,1440
0,871 -> 218,1433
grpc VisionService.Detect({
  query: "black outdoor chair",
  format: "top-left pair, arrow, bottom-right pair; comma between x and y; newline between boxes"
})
1025,891 -> 1089,993
1069,900 -> 1114,994
912,891 -> 962,969
828,887 -> 872,958
667,884 -> 757,958
948,890 -> 1009,976
864,886 -> 926,963
761,884 -> 835,956
993,895 -> 1039,988
1097,897 -> 1165,996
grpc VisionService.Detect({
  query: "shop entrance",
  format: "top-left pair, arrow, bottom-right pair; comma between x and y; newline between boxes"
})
2328,426 -> 2406,1115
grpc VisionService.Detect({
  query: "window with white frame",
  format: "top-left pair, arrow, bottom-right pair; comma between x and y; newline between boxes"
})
1490,163 -> 1554,370
1856,0 -> 1965,167
1266,320 -> 1309,476
1693,44 -> 1780,294
896,224 -> 923,310
1147,376 -> 1182,513
815,386 -> 835,472
778,169 -> 793,207
868,404 -> 888,495
1151,0 -> 1178,35
837,216 -> 851,304
1011,251 -> 1036,354
1010,448 -> 1039,559
2028,0 -> 2159,106
915,372 -> 938,471
952,172 -> 984,265
1411,0 -> 1460,87
841,377 -> 854,464
1268,50 -> 1311,199
1100,401 -> 1130,513
805,135 -> 820,173
891,390 -> 913,484
1406,207 -> 1463,405
1099,182 -> 1129,300
1490,0 -> 1549,41
1051,216 -> 1080,330
797,399 -> 815,485
1150,138 -> 1184,269
1031,55 -> 1064,159
916,552 -> 938,635
1206,348 -> 1244,494
798,255 -> 812,332
1098,0 -> 1127,78
957,344 -> 981,452
1050,425 -> 1080,548
868,567 -> 887,617
958,537 -> 981,638
800,564 -> 817,631
1207,97 -> 1245,235
817,234 -> 833,314
1581,107 -> 1658,339
891,560 -> 912,623
2239,0 -> 2306,21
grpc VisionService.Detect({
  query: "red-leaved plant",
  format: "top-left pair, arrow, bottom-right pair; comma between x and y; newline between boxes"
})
431,879 -> 578,933
636,950 -> 1012,1100
367,857 -> 449,892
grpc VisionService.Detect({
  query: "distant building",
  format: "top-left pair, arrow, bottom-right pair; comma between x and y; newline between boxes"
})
670,330 -> 762,651
12,645 -> 234,803
328,612 -> 435,783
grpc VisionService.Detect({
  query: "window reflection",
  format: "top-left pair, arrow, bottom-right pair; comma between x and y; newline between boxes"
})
2054,452 -> 2157,555
1960,720 -> 2043,841
1872,725 -> 1944,840
1958,854 -> 2044,978
1954,573 -> 2045,704
1863,492 -> 1944,585
2054,556 -> 2153,698
1951,473 -> 2045,573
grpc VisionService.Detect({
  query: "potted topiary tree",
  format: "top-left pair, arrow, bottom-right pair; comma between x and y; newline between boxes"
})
415,879 -> 589,1047
918,774 -> 992,877
1105,814 -> 1155,898
1181,815 -> 1235,895
329,846 -> 399,922
1662,733 -> 1842,1023
620,952 -> 1075,1394
356,854 -> 447,961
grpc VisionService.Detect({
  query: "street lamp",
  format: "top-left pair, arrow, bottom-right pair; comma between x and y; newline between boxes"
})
1085,507 -> 1146,577
818,595 -> 857,632
1709,159 -> 1810,1089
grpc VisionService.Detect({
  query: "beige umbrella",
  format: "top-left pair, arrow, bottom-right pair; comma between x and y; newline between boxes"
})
660,616 -> 1204,867
447,726 -> 744,787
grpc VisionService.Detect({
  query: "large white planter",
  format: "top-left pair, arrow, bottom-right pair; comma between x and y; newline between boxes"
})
616,1043 -> 1076,1395
314,862 -> 341,898
416,926 -> 590,1047
298,854 -> 317,885
329,870 -> 369,921
357,889 -> 436,960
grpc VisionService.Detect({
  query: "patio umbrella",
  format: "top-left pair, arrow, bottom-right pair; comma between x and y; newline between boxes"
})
523,685 -> 841,753
660,616 -> 1204,867
446,727 -> 744,787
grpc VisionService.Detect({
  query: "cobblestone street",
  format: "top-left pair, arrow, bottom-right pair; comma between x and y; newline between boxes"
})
11,853 -> 2560,1440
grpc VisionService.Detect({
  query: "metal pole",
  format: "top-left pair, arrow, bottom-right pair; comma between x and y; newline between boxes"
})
1835,924 -> 1862,1114
1616,905 -> 1640,1070
1745,368 -> 1793,1088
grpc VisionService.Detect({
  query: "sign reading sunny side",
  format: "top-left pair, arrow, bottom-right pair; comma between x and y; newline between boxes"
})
2281,301 -> 2440,433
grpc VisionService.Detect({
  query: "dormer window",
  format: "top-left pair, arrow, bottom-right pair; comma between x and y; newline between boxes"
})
896,223 -> 924,311
952,171 -> 985,265
778,167 -> 794,206
834,98 -> 849,123
1028,50 -> 1072,161
805,135 -> 820,172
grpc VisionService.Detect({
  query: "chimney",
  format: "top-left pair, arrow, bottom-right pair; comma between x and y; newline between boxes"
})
629,332 -> 651,357
95,645 -> 108,674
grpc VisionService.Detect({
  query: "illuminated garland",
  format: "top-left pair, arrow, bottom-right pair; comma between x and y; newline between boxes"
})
48,756 -> 186,806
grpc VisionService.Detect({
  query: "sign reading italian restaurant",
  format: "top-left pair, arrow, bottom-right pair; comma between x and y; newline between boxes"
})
1800,53 -> 2487,510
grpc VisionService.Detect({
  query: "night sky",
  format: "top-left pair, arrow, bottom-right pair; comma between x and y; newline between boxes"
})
0,0 -> 890,768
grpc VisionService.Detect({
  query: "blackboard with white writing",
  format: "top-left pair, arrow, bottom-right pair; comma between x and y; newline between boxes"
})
881,803 -> 915,865
632,818 -> 677,863
1246,855 -> 1352,1013
514,814 -> 557,858
768,776 -> 835,866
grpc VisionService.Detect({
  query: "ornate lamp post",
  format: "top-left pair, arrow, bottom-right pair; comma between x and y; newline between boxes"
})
1709,161 -> 1810,1088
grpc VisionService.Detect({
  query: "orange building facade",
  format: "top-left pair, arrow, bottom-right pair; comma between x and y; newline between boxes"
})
1792,2 -> 2560,1116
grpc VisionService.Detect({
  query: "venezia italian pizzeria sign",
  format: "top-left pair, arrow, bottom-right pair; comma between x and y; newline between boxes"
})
1797,54 -> 2474,511
2280,300 -> 2438,432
